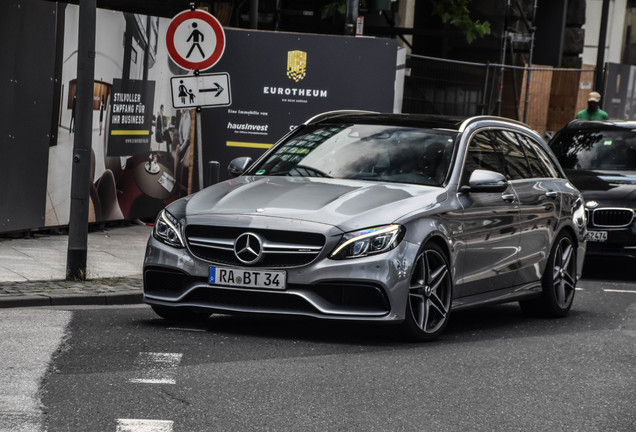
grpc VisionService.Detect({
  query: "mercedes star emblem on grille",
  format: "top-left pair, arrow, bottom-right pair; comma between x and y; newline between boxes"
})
234,232 -> 263,264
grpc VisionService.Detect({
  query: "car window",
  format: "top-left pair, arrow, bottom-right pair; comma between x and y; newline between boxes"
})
516,133 -> 559,178
551,130 -> 636,171
491,130 -> 532,180
249,123 -> 457,186
462,131 -> 503,184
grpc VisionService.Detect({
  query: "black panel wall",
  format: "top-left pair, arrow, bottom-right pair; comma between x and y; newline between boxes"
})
0,0 -> 57,232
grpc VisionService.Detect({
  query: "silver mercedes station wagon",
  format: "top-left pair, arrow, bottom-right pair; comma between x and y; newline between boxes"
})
143,112 -> 587,340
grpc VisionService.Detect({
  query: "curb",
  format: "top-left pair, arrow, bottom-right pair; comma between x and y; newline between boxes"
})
0,292 -> 143,308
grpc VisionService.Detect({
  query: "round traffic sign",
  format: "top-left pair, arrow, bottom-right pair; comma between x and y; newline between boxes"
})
166,9 -> 226,71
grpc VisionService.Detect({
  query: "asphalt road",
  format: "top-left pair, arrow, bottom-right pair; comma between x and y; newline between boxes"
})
2,266 -> 635,432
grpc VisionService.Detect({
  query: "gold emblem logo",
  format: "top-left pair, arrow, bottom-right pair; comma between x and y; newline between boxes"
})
287,50 -> 307,82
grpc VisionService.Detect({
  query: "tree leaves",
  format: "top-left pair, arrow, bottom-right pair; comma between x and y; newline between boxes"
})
432,0 -> 491,44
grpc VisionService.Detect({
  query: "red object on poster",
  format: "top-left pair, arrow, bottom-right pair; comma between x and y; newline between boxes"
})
166,9 -> 226,71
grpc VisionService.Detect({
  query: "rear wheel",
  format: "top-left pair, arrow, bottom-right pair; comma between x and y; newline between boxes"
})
150,305 -> 211,322
402,242 -> 452,341
520,231 -> 577,317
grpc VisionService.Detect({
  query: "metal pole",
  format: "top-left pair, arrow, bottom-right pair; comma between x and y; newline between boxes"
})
207,161 -> 220,187
509,40 -> 520,120
522,0 -> 538,123
496,0 -> 511,116
66,0 -> 96,280
250,0 -> 258,29
344,0 -> 358,35
480,61 -> 491,115
594,0 -> 610,93
196,107 -> 204,191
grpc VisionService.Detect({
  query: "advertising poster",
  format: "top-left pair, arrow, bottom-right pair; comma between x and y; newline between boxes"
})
46,6 -> 189,226
44,6 -> 397,228
107,78 -> 156,156
198,29 -> 398,180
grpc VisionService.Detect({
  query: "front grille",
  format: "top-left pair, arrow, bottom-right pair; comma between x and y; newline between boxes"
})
183,282 -> 390,316
184,225 -> 326,267
591,208 -> 634,228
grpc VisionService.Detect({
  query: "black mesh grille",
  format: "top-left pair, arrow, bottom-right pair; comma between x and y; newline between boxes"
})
592,208 -> 634,227
184,225 -> 326,267
144,267 -> 205,297
308,282 -> 390,311
187,288 -> 315,312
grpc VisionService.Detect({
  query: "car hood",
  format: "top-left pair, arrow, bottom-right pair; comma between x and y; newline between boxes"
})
565,169 -> 636,203
185,176 -> 446,231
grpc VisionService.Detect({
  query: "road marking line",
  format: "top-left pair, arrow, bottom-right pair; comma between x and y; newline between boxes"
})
128,352 -> 182,385
116,419 -> 173,431
167,327 -> 207,332
604,289 -> 636,294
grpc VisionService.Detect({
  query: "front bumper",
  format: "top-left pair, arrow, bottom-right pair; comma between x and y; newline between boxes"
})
143,235 -> 418,323
585,225 -> 636,259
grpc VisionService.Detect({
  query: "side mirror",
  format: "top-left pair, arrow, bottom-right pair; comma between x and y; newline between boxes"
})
461,169 -> 508,193
228,157 -> 253,177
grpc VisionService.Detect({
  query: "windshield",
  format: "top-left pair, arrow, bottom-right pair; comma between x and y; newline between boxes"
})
248,123 -> 457,186
551,130 -> 636,171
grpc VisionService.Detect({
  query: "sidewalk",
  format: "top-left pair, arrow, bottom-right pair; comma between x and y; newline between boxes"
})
0,223 -> 152,308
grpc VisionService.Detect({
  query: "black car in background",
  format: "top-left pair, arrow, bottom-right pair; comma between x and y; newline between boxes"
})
550,120 -> 636,259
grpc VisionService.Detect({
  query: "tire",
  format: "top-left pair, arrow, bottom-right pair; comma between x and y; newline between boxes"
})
150,305 -> 211,322
520,231 -> 577,318
401,242 -> 453,341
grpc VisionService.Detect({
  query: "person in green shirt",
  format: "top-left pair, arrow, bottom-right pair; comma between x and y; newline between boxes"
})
576,91 -> 609,120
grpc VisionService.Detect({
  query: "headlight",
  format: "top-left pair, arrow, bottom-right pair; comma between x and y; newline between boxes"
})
330,224 -> 404,259
153,209 -> 185,248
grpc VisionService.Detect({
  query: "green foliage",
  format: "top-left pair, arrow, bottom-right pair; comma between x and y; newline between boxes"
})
320,0 -> 490,44
321,1 -> 367,19
432,0 -> 491,44
322,1 -> 346,19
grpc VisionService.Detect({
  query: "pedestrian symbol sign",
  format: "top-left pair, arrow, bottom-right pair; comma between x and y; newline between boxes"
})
166,9 -> 226,71
170,73 -> 231,109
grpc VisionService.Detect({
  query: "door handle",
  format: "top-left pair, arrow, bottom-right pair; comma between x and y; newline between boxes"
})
545,190 -> 559,199
501,193 -> 516,202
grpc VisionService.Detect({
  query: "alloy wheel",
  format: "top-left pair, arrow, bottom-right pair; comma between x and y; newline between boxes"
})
408,247 -> 452,335
551,235 -> 576,309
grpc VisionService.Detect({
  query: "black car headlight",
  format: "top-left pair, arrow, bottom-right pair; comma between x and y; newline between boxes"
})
153,209 -> 185,248
330,224 -> 404,259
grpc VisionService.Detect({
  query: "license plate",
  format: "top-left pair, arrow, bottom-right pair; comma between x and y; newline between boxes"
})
209,266 -> 286,290
586,230 -> 608,242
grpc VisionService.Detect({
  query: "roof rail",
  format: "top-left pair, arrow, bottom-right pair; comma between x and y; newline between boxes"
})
303,110 -> 379,125
458,115 -> 531,133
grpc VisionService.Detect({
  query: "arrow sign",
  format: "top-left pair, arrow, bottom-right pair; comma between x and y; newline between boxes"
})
199,83 -> 224,97
170,73 -> 231,109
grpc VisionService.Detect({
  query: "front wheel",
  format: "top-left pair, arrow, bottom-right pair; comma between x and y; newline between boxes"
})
520,231 -> 577,317
401,242 -> 453,341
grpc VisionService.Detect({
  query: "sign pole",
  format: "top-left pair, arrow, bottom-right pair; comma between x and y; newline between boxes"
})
66,0 -> 96,280
187,108 -> 196,195
196,106 -> 204,190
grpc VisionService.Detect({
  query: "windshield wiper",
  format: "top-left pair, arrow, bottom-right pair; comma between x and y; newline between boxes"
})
288,165 -> 332,178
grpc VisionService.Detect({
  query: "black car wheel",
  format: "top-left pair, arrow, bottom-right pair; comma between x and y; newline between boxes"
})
402,242 -> 452,341
150,305 -> 211,322
520,231 -> 576,317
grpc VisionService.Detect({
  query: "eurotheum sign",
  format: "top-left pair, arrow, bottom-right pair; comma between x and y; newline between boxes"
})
166,9 -> 226,71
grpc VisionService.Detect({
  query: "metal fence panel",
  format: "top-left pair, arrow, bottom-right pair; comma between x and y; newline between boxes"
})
402,54 -> 596,137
